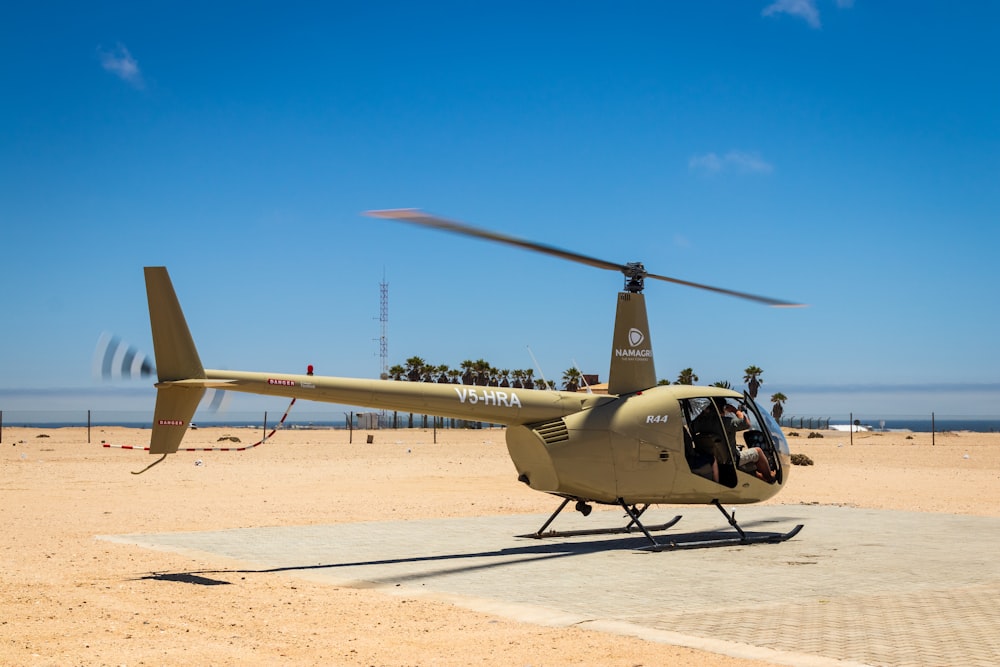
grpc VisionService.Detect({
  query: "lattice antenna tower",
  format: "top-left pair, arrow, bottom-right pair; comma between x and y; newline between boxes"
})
378,270 -> 389,380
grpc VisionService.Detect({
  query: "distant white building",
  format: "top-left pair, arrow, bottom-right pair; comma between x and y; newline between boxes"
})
829,424 -> 871,432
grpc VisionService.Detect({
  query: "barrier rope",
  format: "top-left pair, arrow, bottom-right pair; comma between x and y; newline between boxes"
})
102,397 -> 297,474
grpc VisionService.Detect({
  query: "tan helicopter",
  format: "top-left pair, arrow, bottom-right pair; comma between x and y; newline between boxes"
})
138,209 -> 805,550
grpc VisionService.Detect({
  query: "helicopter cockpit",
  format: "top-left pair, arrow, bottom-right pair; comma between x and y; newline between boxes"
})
681,394 -> 787,487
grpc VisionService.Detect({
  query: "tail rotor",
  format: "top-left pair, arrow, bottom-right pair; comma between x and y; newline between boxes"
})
92,331 -> 228,413
93,332 -> 156,382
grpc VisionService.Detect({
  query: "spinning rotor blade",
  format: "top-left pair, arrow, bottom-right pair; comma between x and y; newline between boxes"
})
93,333 -> 230,412
367,209 -> 625,273
204,387 -> 231,413
643,272 -> 804,307
367,209 -> 805,307
93,333 -> 156,381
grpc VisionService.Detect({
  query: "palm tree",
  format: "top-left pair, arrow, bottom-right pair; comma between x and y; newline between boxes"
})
460,359 -> 474,385
711,380 -> 732,389
657,378 -> 671,386
770,392 -> 787,421
676,368 -> 698,385
744,365 -> 764,400
388,364 -> 405,381
471,358 -> 491,386
511,369 -> 525,388
562,366 -> 582,392
404,356 -> 426,382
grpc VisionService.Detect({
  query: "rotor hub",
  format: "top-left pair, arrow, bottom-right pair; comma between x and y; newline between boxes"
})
623,262 -> 647,293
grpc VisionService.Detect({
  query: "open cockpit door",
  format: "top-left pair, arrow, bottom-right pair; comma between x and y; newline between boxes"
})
744,391 -> 791,482
681,396 -> 739,488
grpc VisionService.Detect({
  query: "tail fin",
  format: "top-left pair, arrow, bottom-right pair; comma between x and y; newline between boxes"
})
607,292 -> 656,395
144,267 -> 206,455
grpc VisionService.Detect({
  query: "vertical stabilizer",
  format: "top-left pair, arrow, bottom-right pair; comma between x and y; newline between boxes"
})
607,292 -> 656,395
144,267 -> 206,454
144,267 -> 205,382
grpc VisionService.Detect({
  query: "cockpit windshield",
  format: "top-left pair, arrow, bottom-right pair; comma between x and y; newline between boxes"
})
755,400 -> 790,457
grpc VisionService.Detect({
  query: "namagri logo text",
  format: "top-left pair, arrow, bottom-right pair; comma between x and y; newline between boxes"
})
615,327 -> 652,359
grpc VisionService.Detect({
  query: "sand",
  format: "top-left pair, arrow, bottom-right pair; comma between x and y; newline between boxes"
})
2,424 -> 998,665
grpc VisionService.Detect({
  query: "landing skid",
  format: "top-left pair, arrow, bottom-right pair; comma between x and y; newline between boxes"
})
519,498 -> 803,551
640,500 -> 804,552
517,498 -> 682,540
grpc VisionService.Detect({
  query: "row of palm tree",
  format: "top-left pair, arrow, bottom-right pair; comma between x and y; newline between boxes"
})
388,357 -> 788,419
387,357 -> 559,390
662,366 -> 785,419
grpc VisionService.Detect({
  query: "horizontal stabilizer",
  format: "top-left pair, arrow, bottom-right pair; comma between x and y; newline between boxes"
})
156,379 -> 236,389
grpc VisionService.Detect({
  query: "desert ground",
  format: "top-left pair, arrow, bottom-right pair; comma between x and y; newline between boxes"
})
2,423 -> 998,666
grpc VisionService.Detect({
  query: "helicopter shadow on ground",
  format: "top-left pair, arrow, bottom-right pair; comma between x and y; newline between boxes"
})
138,572 -> 233,586
134,516 -> 804,588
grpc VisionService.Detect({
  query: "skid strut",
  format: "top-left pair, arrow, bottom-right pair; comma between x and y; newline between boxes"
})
518,498 -> 682,540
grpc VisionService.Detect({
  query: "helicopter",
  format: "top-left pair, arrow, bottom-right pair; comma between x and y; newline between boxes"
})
136,209 -> 805,550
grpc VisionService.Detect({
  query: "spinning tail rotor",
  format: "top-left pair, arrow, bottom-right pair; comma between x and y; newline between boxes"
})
92,332 -> 229,413
93,333 -> 155,382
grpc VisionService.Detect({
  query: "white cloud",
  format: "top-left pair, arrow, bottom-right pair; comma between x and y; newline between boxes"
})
689,151 -> 774,175
762,0 -> 822,28
98,43 -> 144,88
761,0 -> 854,28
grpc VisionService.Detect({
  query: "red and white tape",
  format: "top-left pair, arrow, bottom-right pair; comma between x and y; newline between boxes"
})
102,398 -> 297,453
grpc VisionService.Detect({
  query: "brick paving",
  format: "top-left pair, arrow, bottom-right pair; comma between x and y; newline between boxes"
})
102,504 -> 1000,667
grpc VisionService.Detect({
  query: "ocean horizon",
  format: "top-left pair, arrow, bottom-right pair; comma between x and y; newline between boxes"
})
3,410 -> 999,434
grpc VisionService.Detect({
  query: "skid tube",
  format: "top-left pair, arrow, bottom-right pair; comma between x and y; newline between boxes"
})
517,497 -> 682,540
640,500 -> 804,552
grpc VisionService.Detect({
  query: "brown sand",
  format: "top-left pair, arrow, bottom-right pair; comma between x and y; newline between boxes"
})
2,425 -> 998,665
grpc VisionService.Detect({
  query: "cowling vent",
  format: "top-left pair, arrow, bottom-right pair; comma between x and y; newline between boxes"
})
531,418 -> 569,445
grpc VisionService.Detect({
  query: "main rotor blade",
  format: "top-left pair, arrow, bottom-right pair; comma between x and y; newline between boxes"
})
366,208 -> 626,273
644,272 -> 805,308
367,208 -> 805,307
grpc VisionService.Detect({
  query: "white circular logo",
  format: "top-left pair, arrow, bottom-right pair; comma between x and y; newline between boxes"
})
628,328 -> 645,347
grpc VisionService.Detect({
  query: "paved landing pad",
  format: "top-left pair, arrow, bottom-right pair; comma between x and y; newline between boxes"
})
101,505 -> 1000,667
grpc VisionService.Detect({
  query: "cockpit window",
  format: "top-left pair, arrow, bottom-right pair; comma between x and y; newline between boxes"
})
755,400 -> 790,457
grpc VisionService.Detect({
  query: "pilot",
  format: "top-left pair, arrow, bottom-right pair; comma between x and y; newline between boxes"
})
695,398 -> 775,483
720,401 -> 777,482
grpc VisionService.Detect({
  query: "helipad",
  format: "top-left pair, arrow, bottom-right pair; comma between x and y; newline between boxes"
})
101,504 -> 1000,667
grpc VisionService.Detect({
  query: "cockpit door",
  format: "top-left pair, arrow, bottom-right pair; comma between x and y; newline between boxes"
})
742,391 -> 789,481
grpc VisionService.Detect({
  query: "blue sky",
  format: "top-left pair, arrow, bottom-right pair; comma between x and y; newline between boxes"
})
2,1 -> 998,422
